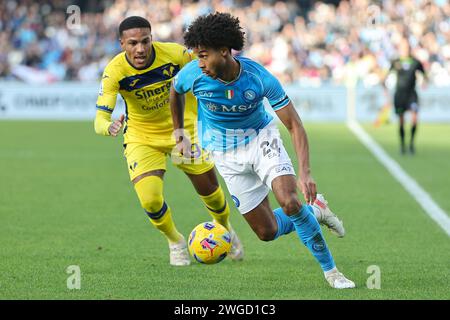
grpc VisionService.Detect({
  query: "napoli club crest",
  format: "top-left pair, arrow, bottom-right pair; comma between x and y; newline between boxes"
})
244,90 -> 256,102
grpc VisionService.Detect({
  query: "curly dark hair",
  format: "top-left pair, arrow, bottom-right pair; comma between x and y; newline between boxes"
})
183,12 -> 245,51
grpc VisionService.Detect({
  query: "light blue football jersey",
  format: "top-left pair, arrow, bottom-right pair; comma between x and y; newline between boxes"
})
173,56 -> 290,151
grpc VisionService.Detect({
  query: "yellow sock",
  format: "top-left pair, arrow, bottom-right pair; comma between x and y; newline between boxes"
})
134,176 -> 183,244
147,206 -> 183,244
199,186 -> 231,230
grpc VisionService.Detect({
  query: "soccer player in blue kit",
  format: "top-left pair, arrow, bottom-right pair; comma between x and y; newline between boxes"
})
170,12 -> 355,289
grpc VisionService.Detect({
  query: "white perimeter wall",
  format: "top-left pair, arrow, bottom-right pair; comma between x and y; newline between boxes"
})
0,82 -> 449,122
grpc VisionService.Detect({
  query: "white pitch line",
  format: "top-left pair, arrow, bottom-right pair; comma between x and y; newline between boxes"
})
347,120 -> 450,237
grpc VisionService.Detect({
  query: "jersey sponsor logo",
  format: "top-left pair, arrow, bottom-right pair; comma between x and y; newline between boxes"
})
134,82 -> 171,102
141,97 -> 169,111
199,91 -> 213,97
206,102 -> 219,111
222,104 -> 256,112
205,102 -> 257,113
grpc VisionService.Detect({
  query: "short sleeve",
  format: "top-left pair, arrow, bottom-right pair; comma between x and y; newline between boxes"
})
173,61 -> 200,94
259,66 -> 290,111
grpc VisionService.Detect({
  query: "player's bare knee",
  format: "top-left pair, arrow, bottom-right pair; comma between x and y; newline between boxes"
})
280,196 -> 301,216
255,225 -> 277,241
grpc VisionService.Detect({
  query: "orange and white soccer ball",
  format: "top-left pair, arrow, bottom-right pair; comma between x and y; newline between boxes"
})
188,222 -> 232,264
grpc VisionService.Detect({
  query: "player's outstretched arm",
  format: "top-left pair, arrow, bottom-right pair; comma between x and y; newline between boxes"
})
169,84 -> 192,157
276,102 -> 317,204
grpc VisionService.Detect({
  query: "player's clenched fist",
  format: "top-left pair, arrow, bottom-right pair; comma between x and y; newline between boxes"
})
108,114 -> 125,137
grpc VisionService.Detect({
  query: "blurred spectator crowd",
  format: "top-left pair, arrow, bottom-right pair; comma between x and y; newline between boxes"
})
1,0 -> 449,86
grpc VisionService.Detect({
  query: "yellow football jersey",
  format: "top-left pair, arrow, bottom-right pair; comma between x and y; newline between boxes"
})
94,41 -> 198,145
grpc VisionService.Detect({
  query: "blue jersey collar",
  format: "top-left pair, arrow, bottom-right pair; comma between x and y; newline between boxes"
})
217,57 -> 242,85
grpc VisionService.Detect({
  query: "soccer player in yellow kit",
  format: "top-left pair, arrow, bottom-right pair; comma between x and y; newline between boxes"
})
94,16 -> 243,266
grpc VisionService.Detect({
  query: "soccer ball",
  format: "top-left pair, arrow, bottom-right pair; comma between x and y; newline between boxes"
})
188,222 -> 232,264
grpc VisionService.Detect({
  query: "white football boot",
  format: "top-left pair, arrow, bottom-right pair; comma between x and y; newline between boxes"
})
325,268 -> 356,289
213,220 -> 244,261
313,194 -> 345,238
228,227 -> 244,261
169,238 -> 191,266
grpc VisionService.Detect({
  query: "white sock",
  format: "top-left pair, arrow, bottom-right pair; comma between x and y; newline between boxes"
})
324,266 -> 338,277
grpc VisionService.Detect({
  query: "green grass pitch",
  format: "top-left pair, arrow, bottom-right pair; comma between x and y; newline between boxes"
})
0,121 -> 449,299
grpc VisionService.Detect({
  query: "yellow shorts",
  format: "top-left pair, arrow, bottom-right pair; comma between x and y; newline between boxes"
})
123,141 -> 214,181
